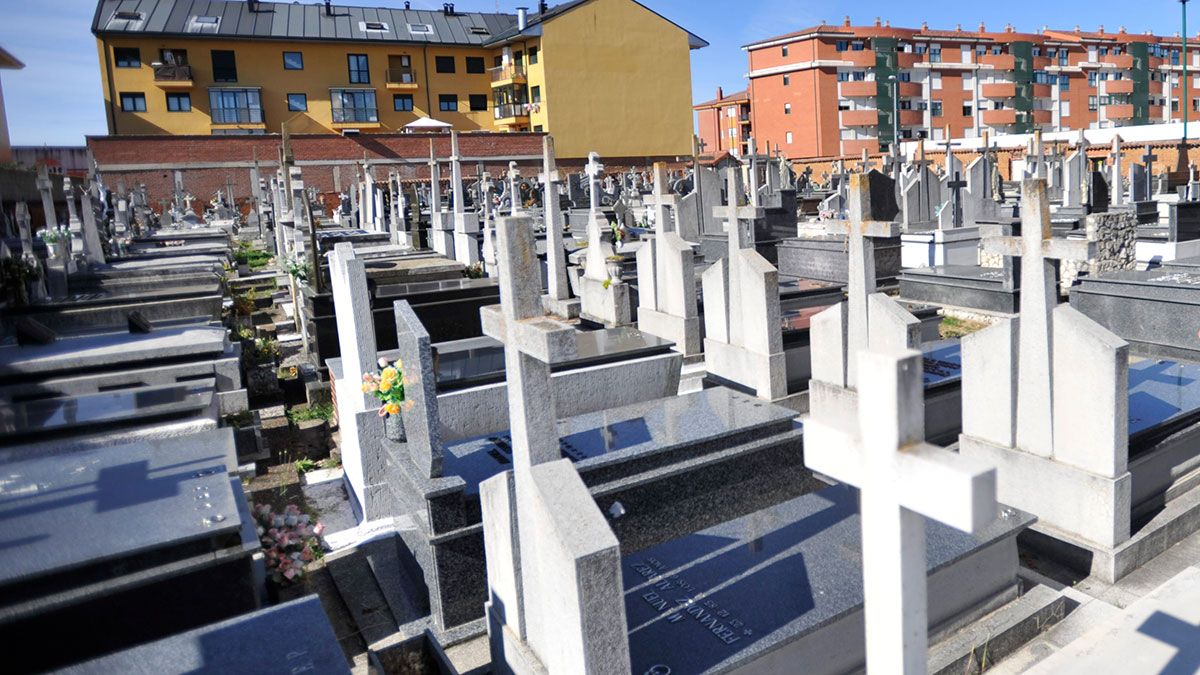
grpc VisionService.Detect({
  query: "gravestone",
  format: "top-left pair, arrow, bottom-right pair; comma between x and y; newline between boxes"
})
578,152 -> 632,327
637,162 -> 700,355
539,135 -> 580,318
428,142 -> 454,258
448,131 -> 481,266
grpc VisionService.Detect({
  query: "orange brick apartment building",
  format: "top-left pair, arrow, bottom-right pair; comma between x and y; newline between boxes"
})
697,18 -> 1200,159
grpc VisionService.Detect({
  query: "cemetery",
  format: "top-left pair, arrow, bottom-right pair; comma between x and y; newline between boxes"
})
11,26 -> 1200,672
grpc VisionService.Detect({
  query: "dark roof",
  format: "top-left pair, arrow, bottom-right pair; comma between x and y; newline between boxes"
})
486,0 -> 707,49
92,0 -> 518,46
694,88 -> 748,109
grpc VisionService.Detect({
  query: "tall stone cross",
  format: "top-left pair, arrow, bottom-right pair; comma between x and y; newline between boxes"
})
936,127 -> 962,178
824,171 -> 901,386
943,172 -> 967,229
35,164 -> 57,233
506,161 -> 521,216
912,139 -> 936,219
805,346 -> 997,675
1028,128 -> 1047,179
711,165 -> 765,349
1140,144 -> 1158,199
1110,134 -> 1125,206
858,147 -> 873,173
583,152 -> 611,281
643,161 -> 680,234
427,141 -> 442,219
539,135 -> 571,304
480,172 -> 498,273
15,202 -> 33,257
479,214 -> 579,641
980,179 -> 1095,456
449,131 -> 466,215
745,136 -> 762,207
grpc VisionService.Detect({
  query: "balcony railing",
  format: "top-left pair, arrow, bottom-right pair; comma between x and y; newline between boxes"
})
386,67 -> 419,85
494,103 -> 529,120
1107,104 -> 1134,120
841,109 -> 878,126
154,64 -> 193,82
490,65 -> 526,83
332,107 -> 379,123
211,107 -> 263,124
840,80 -> 878,98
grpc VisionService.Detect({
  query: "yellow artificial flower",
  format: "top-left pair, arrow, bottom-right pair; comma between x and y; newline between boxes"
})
382,366 -> 398,380
384,402 -> 401,415
380,380 -> 393,393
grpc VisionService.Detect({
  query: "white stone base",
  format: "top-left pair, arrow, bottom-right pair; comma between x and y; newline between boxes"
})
453,231 -> 480,266
1135,238 -> 1200,265
541,294 -> 581,320
579,276 -> 632,327
702,337 -> 786,400
637,307 -> 701,356
959,434 -> 1131,555
901,227 -> 982,269
430,228 -> 455,258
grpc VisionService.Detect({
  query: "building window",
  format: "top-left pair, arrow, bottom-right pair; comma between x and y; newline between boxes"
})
783,74 -> 790,86
531,85 -> 541,104
514,51 -> 524,66
439,94 -> 459,112
1059,75 -> 1070,91
898,71 -> 911,82
114,47 -> 140,68
469,94 -> 488,111
931,101 -> 943,118
283,51 -> 304,70
782,46 -> 789,57
331,89 -> 378,122
529,47 -> 539,65
436,56 -> 456,73
348,54 -> 370,83
1088,96 -> 1098,111
166,92 -> 191,112
851,41 -> 865,52
210,88 -> 263,123
837,71 -> 850,82
120,92 -> 146,112
287,93 -> 308,112
466,56 -> 486,74
962,104 -> 973,117
915,44 -> 927,55
835,40 -> 848,52
393,94 -> 413,111
533,125 -> 543,132
211,50 -> 238,82
785,131 -> 793,144
784,103 -> 791,115
1088,72 -> 1098,87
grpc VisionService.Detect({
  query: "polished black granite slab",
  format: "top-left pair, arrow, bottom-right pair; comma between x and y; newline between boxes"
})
0,380 -> 214,445
625,484 -> 1033,674
1128,357 -> 1200,452
58,597 -> 350,674
441,387 -> 796,494
0,430 -> 239,589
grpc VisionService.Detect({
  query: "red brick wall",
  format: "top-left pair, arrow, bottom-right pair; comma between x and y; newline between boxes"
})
87,132 -> 682,212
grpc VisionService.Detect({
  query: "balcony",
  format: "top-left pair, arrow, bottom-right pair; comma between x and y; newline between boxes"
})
385,67 -> 420,90
840,80 -> 878,98
153,64 -> 193,89
1107,104 -> 1134,120
982,109 -> 1018,125
979,53 -> 1016,70
1033,56 -> 1051,70
897,109 -> 924,126
1099,53 -> 1135,69
490,65 -> 527,87
839,50 -> 877,67
211,107 -> 264,125
1032,109 -> 1052,124
842,138 -> 879,156
1150,105 -> 1165,119
1106,79 -> 1135,94
1031,84 -> 1052,98
896,81 -> 922,97
981,82 -> 1017,99
493,103 -> 530,126
896,52 -> 920,69
841,109 -> 878,126
331,107 -> 380,127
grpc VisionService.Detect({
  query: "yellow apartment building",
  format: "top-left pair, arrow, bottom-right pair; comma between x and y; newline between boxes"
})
91,0 -> 706,158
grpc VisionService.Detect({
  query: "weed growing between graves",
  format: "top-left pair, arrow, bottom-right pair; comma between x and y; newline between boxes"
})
939,316 -> 989,339
234,241 -> 272,270
287,403 -> 334,424
223,410 -> 255,428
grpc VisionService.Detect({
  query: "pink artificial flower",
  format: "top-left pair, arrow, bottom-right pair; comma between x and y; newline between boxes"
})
283,568 -> 296,580
313,523 -> 325,536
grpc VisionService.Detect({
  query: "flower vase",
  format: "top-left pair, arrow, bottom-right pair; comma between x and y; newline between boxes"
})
384,413 -> 407,442
606,259 -> 623,282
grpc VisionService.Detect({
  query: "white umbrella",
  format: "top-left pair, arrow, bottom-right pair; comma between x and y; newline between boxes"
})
403,117 -> 453,132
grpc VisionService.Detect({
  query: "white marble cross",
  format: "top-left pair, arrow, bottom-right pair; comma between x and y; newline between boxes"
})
506,161 -> 521,216
583,152 -> 611,281
806,346 -> 997,675
539,135 -> 572,303
480,172 -> 497,274
427,141 -> 442,217
746,137 -> 763,207
449,131 -> 466,215
980,179 -> 1095,457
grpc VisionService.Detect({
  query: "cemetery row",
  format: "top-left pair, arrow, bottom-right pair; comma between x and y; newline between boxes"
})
4,126 -> 1200,673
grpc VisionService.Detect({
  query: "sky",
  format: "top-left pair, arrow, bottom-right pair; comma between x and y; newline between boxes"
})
1,0 -> 1195,146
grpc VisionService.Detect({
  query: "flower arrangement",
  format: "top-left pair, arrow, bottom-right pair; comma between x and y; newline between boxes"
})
37,229 -> 64,246
361,357 -> 414,417
253,503 -> 324,585
282,256 -> 308,281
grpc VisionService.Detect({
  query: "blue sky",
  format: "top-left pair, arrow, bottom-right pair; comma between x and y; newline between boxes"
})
1,0 -> 1193,146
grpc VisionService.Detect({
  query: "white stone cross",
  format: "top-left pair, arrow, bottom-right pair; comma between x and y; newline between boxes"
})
35,166 -> 57,232
449,131 -> 466,215
823,171 -> 901,386
643,161 -> 681,234
427,140 -> 442,217
539,135 -> 573,305
806,346 -> 997,675
980,179 -> 1095,457
583,152 -> 612,281
507,161 -> 522,216
746,137 -> 763,206
480,172 -> 497,273
1110,134 -> 1125,206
